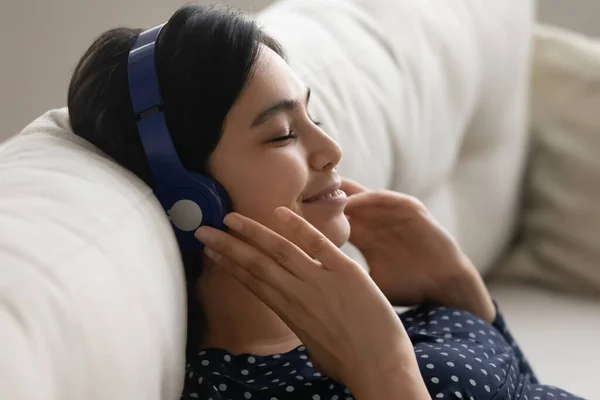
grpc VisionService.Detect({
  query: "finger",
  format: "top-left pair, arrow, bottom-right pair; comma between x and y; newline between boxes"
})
203,247 -> 292,314
274,207 -> 349,269
215,213 -> 320,280
195,225 -> 301,287
344,191 -> 424,215
340,177 -> 369,196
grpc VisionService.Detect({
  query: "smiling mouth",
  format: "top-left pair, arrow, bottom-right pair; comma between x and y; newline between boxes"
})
302,189 -> 346,203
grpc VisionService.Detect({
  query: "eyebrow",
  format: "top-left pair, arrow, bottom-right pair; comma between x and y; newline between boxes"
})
250,87 -> 312,128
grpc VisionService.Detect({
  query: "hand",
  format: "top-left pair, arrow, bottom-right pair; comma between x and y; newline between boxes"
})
342,178 -> 496,322
194,208 -> 428,398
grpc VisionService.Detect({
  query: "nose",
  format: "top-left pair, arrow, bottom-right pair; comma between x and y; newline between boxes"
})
307,123 -> 343,172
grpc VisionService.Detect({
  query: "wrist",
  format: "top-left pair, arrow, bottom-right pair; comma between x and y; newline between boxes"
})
429,257 -> 496,322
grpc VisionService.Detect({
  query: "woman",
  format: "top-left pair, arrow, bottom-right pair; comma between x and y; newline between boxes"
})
68,4 -> 582,400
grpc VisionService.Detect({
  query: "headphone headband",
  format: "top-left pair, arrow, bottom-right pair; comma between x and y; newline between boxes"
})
126,23 -> 231,250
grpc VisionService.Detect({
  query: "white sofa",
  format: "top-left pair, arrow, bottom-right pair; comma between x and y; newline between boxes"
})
1,0 -> 598,399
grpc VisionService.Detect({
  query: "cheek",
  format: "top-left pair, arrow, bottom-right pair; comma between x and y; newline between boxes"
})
212,148 -> 308,227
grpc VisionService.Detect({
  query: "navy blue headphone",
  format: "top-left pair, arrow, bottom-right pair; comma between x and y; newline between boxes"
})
127,23 -> 231,251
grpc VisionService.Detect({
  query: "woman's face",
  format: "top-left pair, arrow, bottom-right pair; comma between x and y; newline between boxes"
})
208,45 -> 350,247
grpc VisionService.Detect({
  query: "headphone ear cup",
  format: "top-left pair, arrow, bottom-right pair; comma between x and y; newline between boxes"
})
188,172 -> 231,229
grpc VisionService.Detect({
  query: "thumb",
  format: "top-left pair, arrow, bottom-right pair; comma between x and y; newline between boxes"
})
343,191 -> 376,215
340,178 -> 369,196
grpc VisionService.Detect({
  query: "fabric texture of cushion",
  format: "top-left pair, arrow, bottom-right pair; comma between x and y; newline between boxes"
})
0,0 -> 533,399
498,25 -> 600,294
0,109 -> 187,400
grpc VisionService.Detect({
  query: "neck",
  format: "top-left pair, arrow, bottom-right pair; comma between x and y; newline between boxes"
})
196,256 -> 302,356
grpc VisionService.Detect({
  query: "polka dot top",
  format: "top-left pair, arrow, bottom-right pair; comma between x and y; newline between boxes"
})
181,304 -> 584,400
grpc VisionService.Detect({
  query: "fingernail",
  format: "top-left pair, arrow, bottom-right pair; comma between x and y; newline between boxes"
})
274,207 -> 290,222
204,247 -> 222,262
195,227 -> 214,244
223,214 -> 242,231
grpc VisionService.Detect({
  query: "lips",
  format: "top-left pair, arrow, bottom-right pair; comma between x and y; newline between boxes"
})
302,181 -> 342,203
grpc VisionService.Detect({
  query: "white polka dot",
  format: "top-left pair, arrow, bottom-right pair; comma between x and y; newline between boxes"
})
495,374 -> 501,381
455,392 -> 463,398
241,369 -> 249,375
289,370 -> 297,374
296,375 -> 304,380
490,363 -> 497,368
431,321 -> 438,324
441,352 -> 449,356
444,334 -> 453,339
272,379 -> 279,383
224,354 -> 231,362
201,360 -> 209,366
436,339 -> 445,343
270,398 -> 278,400
429,311 -> 437,316
244,392 -> 252,399
247,356 -> 256,364
459,354 -> 467,359
455,323 -> 463,328
218,384 -> 227,391
465,364 -> 472,370
305,383 -> 312,386
314,372 -> 322,377
199,350 -> 206,356
283,362 -> 290,367
560,394 -> 568,398
332,396 -> 339,400
265,371 -> 272,376
313,395 -> 321,400
447,362 -> 455,367
453,311 -> 461,316
198,377 -> 203,385
246,379 -> 254,383
272,354 -> 281,359
484,385 -> 490,393
469,333 -> 476,339
298,346 -> 306,351
189,394 -> 198,398
421,354 -> 429,359
475,358 -> 483,363
431,377 -> 440,384
329,384 -> 335,390
426,364 -> 435,369
442,316 -> 450,320
300,355 -> 308,360
547,394 -> 554,397
307,361 -> 313,367
436,394 -> 444,398
451,375 -> 459,382
469,379 -> 476,386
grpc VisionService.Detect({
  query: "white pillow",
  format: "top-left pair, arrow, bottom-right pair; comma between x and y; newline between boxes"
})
0,1 -> 534,399
498,25 -> 600,294
258,0 -> 534,273
0,109 -> 187,400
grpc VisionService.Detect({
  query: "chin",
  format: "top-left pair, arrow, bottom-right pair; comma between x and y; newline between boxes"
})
311,213 -> 351,248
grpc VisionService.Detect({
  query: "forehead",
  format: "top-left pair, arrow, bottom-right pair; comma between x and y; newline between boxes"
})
233,45 -> 306,112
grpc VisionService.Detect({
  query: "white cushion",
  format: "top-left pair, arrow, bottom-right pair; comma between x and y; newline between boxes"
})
258,0 -> 534,274
499,25 -> 600,294
0,0 -> 534,399
0,109 -> 187,400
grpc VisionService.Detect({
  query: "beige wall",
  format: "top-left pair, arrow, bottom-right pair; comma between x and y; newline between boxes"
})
539,0 -> 600,38
0,0 -> 275,142
1,0 -> 598,142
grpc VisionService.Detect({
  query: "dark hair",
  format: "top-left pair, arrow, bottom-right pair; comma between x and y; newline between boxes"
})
68,4 -> 284,352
